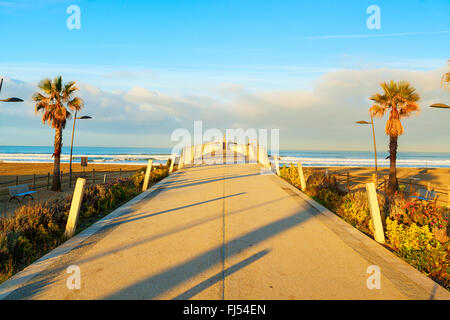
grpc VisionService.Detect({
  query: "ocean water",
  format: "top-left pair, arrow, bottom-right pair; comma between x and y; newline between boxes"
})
0,146 -> 449,168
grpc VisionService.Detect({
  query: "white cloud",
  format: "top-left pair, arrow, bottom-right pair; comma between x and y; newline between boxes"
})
1,66 -> 449,151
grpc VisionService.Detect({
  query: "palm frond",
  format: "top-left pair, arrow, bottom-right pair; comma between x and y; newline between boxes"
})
32,76 -> 83,129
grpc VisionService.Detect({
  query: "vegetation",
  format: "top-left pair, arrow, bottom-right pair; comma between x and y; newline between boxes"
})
369,81 -> 420,195
280,164 -> 450,290
32,76 -> 84,191
0,166 -> 169,284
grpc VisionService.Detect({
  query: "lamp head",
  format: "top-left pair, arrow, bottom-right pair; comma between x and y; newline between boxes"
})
429,103 -> 450,109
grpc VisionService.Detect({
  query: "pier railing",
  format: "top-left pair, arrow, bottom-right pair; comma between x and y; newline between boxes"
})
177,141 -> 271,168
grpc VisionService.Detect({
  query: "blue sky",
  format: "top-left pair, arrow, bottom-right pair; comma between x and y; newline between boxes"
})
0,0 -> 449,151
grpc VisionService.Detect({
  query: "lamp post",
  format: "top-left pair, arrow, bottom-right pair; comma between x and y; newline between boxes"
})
0,78 -> 24,103
69,110 -> 92,187
356,114 -> 378,177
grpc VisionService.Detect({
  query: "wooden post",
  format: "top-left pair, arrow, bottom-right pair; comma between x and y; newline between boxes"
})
169,154 -> 176,174
346,172 -> 350,192
32,174 -> 36,190
256,144 -> 259,164
365,182 -> 385,244
447,186 -> 449,208
384,177 -> 387,193
409,179 -> 412,197
61,171 -> 63,188
274,155 -> 281,175
142,159 -> 153,191
103,173 -> 107,184
47,173 -> 50,190
179,148 -> 185,169
92,169 -> 95,184
372,173 -> 377,189
64,178 -> 87,238
15,176 -> 18,186
119,168 -> 122,177
297,162 -> 306,192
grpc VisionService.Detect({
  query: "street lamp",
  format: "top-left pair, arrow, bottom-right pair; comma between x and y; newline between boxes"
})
0,78 -> 24,102
69,110 -> 92,187
356,114 -> 378,178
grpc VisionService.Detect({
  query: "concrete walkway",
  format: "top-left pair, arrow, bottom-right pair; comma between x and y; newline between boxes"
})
1,164 -> 449,300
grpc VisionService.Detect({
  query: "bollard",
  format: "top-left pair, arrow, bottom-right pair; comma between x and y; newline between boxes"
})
64,178 -> 87,238
169,154 -> 176,174
92,169 -> 95,184
372,173 -> 377,188
103,173 -> 107,184
142,159 -> 153,191
119,168 -> 122,177
47,173 -> 50,190
274,155 -> 281,176
297,162 -> 306,192
32,174 -> 36,190
365,182 -> 385,243
447,186 -> 449,208
346,172 -> 350,192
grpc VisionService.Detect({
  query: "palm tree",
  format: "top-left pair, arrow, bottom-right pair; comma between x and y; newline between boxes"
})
33,76 -> 84,191
369,80 -> 420,195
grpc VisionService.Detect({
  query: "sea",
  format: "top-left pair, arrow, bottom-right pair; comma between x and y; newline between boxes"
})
0,146 -> 449,168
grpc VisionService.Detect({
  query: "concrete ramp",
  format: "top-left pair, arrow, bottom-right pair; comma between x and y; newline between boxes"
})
1,164 -> 449,300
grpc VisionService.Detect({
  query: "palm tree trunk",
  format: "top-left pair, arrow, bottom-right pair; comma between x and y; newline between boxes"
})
387,135 -> 399,195
52,126 -> 63,191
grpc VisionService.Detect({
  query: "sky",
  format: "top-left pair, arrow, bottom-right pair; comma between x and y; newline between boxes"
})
0,0 -> 449,152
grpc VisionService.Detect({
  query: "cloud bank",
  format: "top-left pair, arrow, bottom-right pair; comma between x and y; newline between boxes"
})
0,66 -> 448,152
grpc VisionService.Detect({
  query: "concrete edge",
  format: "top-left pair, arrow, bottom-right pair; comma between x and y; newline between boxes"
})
0,171 -> 182,300
274,174 -> 450,300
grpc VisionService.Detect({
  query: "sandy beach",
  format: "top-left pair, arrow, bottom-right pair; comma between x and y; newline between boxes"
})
0,162 -> 144,182
0,163 -> 145,217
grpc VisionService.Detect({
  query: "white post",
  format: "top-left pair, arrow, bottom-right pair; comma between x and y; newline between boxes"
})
103,173 -> 107,183
64,178 -> 87,238
169,154 -> 176,174
365,182 -> 385,244
274,155 -> 281,176
179,148 -> 185,169
297,162 -> 306,192
142,159 -> 153,191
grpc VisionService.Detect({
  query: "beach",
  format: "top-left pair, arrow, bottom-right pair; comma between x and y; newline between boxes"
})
0,162 -> 144,183
0,163 -> 145,217
0,162 -> 448,203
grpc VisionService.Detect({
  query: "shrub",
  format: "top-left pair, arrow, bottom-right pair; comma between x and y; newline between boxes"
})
385,217 -> 449,289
